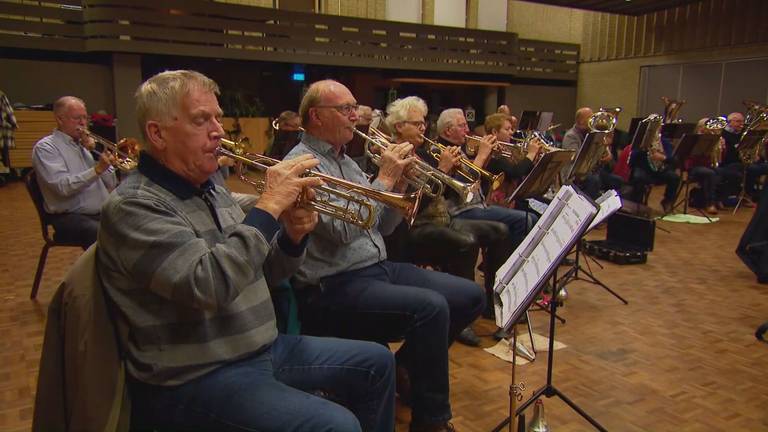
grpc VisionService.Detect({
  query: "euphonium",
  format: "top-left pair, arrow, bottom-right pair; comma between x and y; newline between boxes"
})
738,110 -> 768,164
351,127 -> 445,199
588,108 -> 620,133
422,134 -> 505,191
77,128 -> 138,171
703,116 -> 727,167
218,139 -> 422,228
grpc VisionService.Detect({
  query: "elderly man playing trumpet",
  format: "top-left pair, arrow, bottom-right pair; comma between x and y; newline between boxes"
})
97,70 -> 396,432
32,96 -> 118,248
286,80 -> 484,432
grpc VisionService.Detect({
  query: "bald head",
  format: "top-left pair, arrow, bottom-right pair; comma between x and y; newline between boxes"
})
53,96 -> 87,139
575,107 -> 593,129
299,79 -> 358,149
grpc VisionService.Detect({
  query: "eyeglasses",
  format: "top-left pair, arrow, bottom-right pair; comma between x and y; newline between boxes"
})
315,104 -> 359,116
402,120 -> 426,128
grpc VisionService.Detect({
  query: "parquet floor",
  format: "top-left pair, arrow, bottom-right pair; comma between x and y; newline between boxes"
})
1,178 -> 767,431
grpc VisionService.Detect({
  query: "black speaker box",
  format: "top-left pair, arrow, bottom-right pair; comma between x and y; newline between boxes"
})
606,211 -> 655,252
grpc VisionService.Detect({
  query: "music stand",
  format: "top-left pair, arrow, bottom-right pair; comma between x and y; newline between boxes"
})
733,131 -> 768,214
661,122 -> 695,141
491,185 -> 607,432
670,133 -> 719,218
536,112 -> 554,132
506,150 -> 576,205
565,132 -> 608,183
627,117 -> 644,140
519,110 -> 541,132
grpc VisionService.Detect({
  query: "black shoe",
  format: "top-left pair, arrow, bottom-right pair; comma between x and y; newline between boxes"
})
456,327 -> 481,347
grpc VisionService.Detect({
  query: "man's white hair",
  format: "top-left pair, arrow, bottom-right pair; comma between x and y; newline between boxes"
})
385,96 -> 428,136
437,108 -> 464,136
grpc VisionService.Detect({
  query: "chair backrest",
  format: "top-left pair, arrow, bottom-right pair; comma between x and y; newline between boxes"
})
24,170 -> 54,243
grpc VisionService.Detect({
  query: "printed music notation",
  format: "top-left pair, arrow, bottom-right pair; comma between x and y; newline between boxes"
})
493,185 -> 601,330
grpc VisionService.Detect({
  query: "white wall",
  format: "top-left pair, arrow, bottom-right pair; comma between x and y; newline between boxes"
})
386,0 -> 421,23
477,0 -> 507,31
434,0 -> 466,28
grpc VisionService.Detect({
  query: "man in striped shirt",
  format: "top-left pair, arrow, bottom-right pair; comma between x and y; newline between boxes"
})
97,70 -> 395,432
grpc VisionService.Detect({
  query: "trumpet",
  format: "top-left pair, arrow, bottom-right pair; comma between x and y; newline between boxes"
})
365,127 -> 475,203
218,138 -> 422,229
77,128 -> 138,171
466,134 -> 528,163
421,134 -> 505,191
351,127 -> 445,199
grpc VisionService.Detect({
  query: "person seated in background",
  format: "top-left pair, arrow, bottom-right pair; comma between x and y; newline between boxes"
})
32,96 -> 117,249
686,118 -> 725,214
266,110 -> 302,160
286,80 -> 483,432
98,70 -> 396,432
719,112 -> 768,205
479,113 -> 540,205
629,130 -> 680,213
387,96 -> 510,346
434,108 -> 538,247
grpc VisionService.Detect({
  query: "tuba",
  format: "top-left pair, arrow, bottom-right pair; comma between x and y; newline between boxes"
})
703,116 -> 727,167
77,128 -> 138,171
737,110 -> 768,165
589,107 -> 620,133
218,139 -> 422,229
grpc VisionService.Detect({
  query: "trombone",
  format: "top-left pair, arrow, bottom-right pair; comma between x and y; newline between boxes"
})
421,134 -> 505,192
365,127 -> 475,203
77,128 -> 138,171
218,138 -> 422,229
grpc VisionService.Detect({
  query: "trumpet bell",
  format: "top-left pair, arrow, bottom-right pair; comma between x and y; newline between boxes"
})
527,399 -> 550,432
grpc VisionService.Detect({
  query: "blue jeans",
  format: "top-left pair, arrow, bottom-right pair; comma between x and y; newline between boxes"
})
128,334 -> 395,432
305,261 -> 484,426
455,205 -> 538,247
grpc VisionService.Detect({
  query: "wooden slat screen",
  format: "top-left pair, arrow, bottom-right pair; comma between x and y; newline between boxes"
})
581,0 -> 768,62
0,0 -> 579,80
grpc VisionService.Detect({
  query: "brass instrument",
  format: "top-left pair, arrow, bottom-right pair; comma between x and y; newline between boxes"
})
218,138 -> 422,228
661,96 -> 685,123
588,107 -> 620,133
508,130 -> 565,164
77,128 -> 138,171
527,399 -> 551,432
350,127 -> 445,199
271,118 -> 305,132
737,110 -> 768,164
465,134 -> 527,164
703,116 -> 727,167
366,127 -> 476,203
635,114 -> 665,171
421,134 -> 505,191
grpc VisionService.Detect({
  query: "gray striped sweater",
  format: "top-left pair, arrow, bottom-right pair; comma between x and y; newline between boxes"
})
97,152 -> 305,386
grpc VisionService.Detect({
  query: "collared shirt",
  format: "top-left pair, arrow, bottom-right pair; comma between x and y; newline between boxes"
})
562,125 -> 586,151
32,129 -> 117,214
284,132 -> 403,284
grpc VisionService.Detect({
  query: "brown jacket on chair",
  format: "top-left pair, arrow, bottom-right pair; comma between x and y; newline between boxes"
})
32,246 -> 130,432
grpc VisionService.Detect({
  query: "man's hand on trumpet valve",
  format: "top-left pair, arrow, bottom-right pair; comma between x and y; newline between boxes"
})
437,145 -> 462,174
94,150 -> 117,175
525,136 -> 542,160
475,134 -> 496,159
256,153 -> 324,220
280,187 -> 320,244
376,141 -> 414,190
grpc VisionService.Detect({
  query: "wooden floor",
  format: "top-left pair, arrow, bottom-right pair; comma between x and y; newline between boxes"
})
1,178 -> 767,431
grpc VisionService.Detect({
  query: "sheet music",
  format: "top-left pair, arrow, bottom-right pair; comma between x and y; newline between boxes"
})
494,185 -> 598,330
587,189 -> 622,231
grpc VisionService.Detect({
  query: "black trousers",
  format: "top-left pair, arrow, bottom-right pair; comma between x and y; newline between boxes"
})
630,167 -> 680,204
48,212 -> 100,249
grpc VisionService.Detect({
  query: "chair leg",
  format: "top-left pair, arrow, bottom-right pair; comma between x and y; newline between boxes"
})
31,244 -> 50,300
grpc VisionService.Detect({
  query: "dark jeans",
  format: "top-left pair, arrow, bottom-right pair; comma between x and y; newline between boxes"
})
48,212 -> 100,249
719,162 -> 768,199
454,205 -> 538,248
689,166 -> 721,206
301,261 -> 484,426
630,167 -> 680,204
129,334 -> 395,432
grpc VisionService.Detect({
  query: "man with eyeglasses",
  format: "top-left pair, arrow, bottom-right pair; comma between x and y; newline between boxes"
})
32,96 -> 117,248
286,80 -> 484,432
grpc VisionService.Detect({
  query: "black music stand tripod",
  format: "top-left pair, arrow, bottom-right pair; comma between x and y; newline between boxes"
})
492,267 -> 608,432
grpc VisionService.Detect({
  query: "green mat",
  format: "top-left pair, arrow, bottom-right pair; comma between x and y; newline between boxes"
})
660,213 -> 719,224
